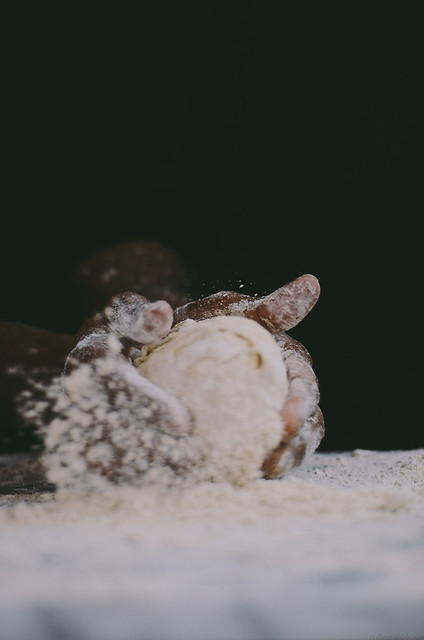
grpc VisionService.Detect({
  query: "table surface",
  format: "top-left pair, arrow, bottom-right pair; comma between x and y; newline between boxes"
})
1,449 -> 424,640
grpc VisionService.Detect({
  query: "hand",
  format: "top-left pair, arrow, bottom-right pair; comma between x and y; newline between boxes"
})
174,274 -> 324,477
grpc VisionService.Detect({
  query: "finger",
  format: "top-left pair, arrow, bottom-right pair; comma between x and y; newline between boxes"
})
279,336 -> 321,439
244,274 -> 320,332
69,292 -> 171,368
104,292 -> 173,344
261,331 -> 324,478
262,406 -> 325,478
173,274 -> 320,332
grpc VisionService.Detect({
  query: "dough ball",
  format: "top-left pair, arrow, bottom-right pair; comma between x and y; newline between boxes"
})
135,316 -> 288,484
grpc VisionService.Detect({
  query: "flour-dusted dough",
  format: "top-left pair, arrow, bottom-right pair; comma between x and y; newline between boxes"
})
135,316 -> 288,484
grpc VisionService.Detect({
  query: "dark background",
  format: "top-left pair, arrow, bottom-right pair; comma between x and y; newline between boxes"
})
2,3 -> 422,452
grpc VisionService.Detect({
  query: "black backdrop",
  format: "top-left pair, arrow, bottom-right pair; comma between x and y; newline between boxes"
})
2,3 -> 422,452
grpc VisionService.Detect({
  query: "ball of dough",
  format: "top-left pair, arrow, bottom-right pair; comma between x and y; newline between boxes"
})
135,316 -> 288,484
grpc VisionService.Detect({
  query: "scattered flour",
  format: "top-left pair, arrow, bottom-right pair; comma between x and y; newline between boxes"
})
0,449 -> 423,640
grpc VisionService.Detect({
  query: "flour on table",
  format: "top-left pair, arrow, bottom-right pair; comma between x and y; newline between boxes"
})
1,450 -> 424,640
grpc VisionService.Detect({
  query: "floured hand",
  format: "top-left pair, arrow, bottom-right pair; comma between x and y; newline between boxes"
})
174,275 -> 324,477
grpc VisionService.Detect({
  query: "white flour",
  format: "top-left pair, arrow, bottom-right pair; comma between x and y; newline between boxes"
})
0,449 -> 423,640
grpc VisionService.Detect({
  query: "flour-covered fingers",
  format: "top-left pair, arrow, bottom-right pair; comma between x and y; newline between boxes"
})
262,406 -> 325,478
261,331 -> 324,478
104,292 -> 173,344
173,274 -> 320,333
